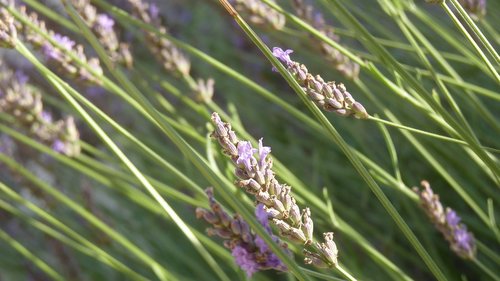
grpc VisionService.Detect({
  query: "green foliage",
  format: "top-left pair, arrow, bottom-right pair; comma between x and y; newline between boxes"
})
0,0 -> 498,280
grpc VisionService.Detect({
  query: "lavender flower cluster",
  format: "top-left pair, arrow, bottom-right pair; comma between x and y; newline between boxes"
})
0,61 -> 80,157
72,0 -> 133,68
273,47 -> 368,119
196,187 -> 289,277
16,5 -> 104,84
292,0 -> 360,80
211,112 -> 339,268
128,0 -> 214,103
0,7 -> 17,48
228,0 -> 285,30
414,180 -> 476,259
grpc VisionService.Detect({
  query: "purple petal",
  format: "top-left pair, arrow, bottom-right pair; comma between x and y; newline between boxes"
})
258,138 -> 271,167
446,209 -> 461,228
272,47 -> 293,65
96,14 -> 115,31
236,141 -> 256,172
231,245 -> 259,277
51,139 -> 65,154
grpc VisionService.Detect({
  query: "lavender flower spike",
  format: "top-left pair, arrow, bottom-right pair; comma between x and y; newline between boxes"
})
196,188 -> 289,277
292,0 -> 360,79
211,112 -> 340,268
17,5 -> 104,84
229,0 -> 286,30
414,180 -> 476,259
0,60 -> 81,157
0,8 -> 17,48
128,0 -> 214,103
272,47 -> 368,119
72,0 -> 133,68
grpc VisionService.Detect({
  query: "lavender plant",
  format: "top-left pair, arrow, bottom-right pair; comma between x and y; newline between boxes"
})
72,0 -> 133,68
127,0 -> 214,103
15,5 -> 104,84
291,0 -> 360,79
229,0 -> 285,30
0,0 -> 498,280
211,112 -> 339,269
197,187 -> 289,277
0,61 -> 80,156
413,180 -> 476,260
272,47 -> 368,119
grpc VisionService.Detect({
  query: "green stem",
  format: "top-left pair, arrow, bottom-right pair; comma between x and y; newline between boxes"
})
448,0 -> 500,65
0,226 -> 65,281
368,116 -> 499,153
220,0 -> 446,279
440,2 -> 500,82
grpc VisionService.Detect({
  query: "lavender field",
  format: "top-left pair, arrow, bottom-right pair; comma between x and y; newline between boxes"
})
0,0 -> 498,280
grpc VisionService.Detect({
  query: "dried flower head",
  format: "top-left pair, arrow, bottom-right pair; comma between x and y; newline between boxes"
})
15,5 -> 103,84
196,187 -> 289,277
292,0 -> 359,79
229,0 -> 285,30
0,7 -> 17,48
272,47 -> 368,119
211,112 -> 339,268
413,180 -> 476,259
0,61 -> 80,157
128,0 -> 215,103
458,0 -> 486,20
128,0 -> 191,76
71,0 -> 133,68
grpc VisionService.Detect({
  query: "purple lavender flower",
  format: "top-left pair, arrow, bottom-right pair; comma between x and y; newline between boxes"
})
197,188 -> 289,277
453,227 -> 475,254
446,209 -> 461,227
96,14 -> 115,31
255,204 -> 269,227
15,70 -> 29,85
42,34 -> 76,60
236,141 -> 257,172
257,138 -> 271,168
414,181 -> 476,259
40,111 -> 53,123
149,3 -> 160,19
271,46 -> 368,119
51,139 -> 66,154
272,47 -> 293,68
231,245 -> 259,277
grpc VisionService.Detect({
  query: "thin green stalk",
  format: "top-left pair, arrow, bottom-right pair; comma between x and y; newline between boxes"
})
477,241 -> 500,265
376,115 -> 402,182
219,0 -> 446,279
440,2 -> 500,82
23,3 -> 309,279
318,0 -> 499,182
368,116 -> 499,153
15,39 -> 179,281
0,227 -> 65,281
448,0 -> 500,64
410,6 -> 494,79
399,11 -> 500,132
355,79 -> 498,236
480,19 -> 500,45
0,181 -> 156,281
0,199 -> 150,281
473,259 -> 500,281
21,0 -> 78,32
400,66 -> 500,101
